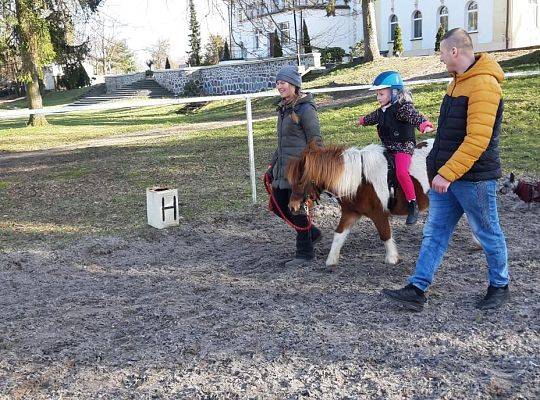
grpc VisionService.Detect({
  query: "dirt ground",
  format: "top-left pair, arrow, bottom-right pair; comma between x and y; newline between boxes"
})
0,188 -> 538,399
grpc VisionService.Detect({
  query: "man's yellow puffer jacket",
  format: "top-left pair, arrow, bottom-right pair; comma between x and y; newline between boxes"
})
427,53 -> 504,182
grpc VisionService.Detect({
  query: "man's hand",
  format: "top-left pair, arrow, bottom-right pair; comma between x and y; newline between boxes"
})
356,116 -> 365,127
431,174 -> 451,193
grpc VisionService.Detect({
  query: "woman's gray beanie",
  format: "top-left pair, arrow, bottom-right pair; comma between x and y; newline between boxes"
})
276,65 -> 302,88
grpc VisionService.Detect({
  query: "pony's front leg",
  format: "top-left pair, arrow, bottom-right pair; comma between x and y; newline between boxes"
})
326,211 -> 358,269
370,211 -> 399,265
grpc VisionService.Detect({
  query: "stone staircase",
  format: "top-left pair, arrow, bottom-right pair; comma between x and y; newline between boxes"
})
67,77 -> 175,108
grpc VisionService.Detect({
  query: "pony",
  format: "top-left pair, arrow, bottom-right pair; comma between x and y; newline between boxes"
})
286,139 -> 434,269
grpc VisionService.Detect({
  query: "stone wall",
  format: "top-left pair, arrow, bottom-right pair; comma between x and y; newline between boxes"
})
152,53 -> 321,96
105,72 -> 146,93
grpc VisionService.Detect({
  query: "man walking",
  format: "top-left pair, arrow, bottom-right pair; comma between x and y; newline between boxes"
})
382,28 -> 509,311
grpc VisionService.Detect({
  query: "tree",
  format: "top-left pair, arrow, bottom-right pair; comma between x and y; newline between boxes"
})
6,0 -> 102,126
393,24 -> 403,56
302,20 -> 312,53
326,0 -> 337,17
149,38 -> 170,69
361,0 -> 381,61
202,34 -> 224,65
273,29 -> 283,57
108,39 -> 136,74
165,57 -> 171,69
187,0 -> 201,66
14,0 -> 56,126
223,41 -> 230,61
435,24 -> 445,52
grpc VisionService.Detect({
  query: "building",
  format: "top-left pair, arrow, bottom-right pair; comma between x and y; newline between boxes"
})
228,0 -> 540,59
228,0 -> 364,59
379,0 -> 540,56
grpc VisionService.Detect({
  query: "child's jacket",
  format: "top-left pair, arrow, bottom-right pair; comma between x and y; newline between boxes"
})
363,101 -> 428,155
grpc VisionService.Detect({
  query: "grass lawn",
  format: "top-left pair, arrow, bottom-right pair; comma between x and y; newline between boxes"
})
0,86 -> 91,110
0,74 -> 538,249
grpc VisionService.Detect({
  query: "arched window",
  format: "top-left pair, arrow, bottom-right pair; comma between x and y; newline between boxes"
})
467,2 -> 478,32
412,10 -> 422,39
438,6 -> 449,32
389,14 -> 398,41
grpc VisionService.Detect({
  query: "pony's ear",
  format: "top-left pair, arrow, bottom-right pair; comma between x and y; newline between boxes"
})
286,157 -> 304,186
510,172 -> 515,182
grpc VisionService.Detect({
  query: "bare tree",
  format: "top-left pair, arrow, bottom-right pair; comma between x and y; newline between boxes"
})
148,38 -> 170,70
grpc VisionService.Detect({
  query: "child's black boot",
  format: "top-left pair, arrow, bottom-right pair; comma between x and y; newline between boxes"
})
406,200 -> 419,225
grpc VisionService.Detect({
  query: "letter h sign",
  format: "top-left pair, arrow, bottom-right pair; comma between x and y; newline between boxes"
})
146,187 -> 180,229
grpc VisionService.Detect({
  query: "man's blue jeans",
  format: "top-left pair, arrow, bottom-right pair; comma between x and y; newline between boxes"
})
409,179 -> 509,291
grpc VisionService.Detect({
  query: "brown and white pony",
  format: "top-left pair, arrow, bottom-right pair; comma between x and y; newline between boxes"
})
286,139 -> 434,268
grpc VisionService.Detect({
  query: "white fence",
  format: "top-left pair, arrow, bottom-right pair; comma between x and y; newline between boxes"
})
2,70 -> 539,204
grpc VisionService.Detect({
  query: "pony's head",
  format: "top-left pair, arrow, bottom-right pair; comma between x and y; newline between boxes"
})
286,141 -> 323,214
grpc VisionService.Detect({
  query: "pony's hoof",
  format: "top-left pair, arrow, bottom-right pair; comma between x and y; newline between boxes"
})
323,264 -> 337,273
385,255 -> 400,265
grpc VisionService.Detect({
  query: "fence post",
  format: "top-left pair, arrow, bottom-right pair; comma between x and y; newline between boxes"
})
245,96 -> 257,204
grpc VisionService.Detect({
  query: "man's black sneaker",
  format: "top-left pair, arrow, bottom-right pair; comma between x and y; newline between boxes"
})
406,200 -> 419,225
382,283 -> 427,312
476,285 -> 510,310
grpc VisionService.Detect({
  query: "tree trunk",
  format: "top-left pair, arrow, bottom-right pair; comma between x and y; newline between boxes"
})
15,0 -> 48,126
362,0 -> 381,62
26,76 -> 47,126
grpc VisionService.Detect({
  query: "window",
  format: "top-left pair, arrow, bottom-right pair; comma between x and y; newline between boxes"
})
279,22 -> 290,45
438,6 -> 449,32
254,29 -> 262,49
467,2 -> 478,32
412,10 -> 422,39
389,15 -> 398,41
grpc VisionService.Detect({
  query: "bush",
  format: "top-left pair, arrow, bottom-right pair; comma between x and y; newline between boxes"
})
349,40 -> 364,59
183,80 -> 202,97
321,47 -> 346,63
57,63 -> 90,90
393,25 -> 404,56
145,69 -> 153,77
435,25 -> 445,52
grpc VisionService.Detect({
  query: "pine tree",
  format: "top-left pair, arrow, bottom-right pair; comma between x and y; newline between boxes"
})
393,24 -> 403,56
187,0 -> 201,66
273,29 -> 283,57
435,24 -> 445,52
223,41 -> 230,60
302,20 -> 312,53
165,57 -> 171,69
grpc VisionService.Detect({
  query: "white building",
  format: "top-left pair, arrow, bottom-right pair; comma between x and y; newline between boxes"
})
228,0 -> 540,59
228,0 -> 364,59
379,0 -> 540,56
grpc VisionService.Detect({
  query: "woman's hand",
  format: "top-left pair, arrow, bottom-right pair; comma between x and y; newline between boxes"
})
261,165 -> 273,182
356,116 -> 365,127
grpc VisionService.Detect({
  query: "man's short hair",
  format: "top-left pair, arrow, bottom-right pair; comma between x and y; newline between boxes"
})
442,28 -> 473,51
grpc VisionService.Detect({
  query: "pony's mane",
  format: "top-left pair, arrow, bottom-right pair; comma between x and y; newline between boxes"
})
286,143 -> 346,191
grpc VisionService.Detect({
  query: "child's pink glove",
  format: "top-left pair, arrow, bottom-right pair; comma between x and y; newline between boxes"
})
357,116 -> 366,127
419,120 -> 434,134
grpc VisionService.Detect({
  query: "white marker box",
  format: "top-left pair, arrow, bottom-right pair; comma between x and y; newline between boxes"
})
146,187 -> 179,229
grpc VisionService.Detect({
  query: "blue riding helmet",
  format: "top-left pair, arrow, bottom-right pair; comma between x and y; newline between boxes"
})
370,71 -> 404,90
